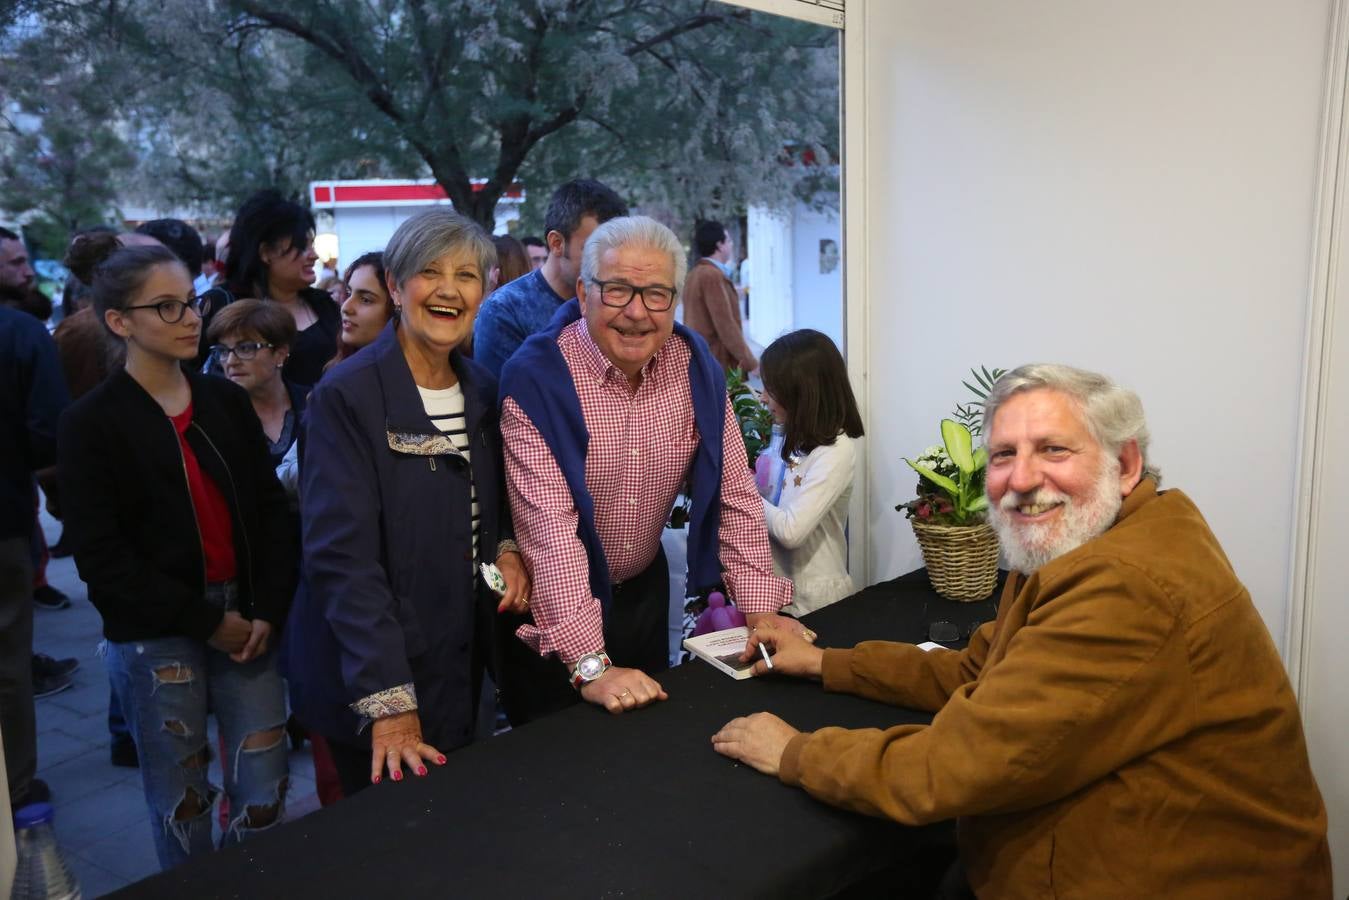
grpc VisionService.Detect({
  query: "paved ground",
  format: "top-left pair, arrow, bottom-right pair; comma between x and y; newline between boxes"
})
30,509 -> 321,896
29,508 -> 690,896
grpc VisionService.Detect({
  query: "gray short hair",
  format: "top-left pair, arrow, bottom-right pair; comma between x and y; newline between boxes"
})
982,363 -> 1161,484
383,209 -> 496,291
579,215 -> 688,294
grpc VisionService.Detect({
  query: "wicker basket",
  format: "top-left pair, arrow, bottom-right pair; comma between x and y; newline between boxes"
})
911,519 -> 1000,601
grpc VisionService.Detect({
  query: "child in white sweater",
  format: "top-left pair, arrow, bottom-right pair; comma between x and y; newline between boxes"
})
756,330 -> 864,615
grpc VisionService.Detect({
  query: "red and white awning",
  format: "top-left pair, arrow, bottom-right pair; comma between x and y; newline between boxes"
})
308,179 -> 525,209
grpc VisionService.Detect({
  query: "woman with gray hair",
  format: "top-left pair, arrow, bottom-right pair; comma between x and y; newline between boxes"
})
285,209 -> 530,794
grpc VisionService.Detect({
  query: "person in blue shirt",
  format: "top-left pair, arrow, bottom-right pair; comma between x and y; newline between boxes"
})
473,179 -> 626,376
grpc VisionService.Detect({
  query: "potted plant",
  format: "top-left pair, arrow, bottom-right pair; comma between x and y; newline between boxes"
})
896,369 -> 1005,601
727,367 -> 773,468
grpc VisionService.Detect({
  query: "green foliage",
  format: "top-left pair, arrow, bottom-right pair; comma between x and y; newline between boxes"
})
5,1 -> 839,231
727,367 -> 772,469
898,420 -> 989,526
951,366 -> 1007,437
0,27 -> 135,254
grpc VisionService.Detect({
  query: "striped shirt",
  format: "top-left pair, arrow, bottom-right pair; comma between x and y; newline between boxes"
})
418,383 -> 479,557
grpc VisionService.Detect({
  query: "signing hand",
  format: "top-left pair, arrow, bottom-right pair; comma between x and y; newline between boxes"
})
230,618 -> 272,663
495,550 -> 532,615
743,612 -> 817,644
369,710 -> 446,785
207,611 -> 251,655
739,626 -> 824,680
711,712 -> 800,776
579,666 -> 668,715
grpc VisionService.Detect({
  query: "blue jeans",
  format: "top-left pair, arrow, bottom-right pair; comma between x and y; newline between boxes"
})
105,582 -> 289,871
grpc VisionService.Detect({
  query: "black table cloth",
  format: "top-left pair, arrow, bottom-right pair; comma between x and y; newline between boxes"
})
112,570 -> 999,899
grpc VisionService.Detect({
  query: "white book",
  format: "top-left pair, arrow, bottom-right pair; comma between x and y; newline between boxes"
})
683,626 -> 757,680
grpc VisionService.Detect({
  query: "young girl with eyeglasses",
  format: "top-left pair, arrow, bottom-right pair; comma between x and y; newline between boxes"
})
57,232 -> 297,871
756,329 -> 865,615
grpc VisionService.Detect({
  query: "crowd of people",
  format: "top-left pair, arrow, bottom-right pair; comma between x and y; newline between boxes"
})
2,180 -> 861,868
0,172 -> 1334,897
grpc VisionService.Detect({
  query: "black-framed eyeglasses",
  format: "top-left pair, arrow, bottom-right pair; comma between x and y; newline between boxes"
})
209,341 -> 275,364
589,280 -> 677,312
123,295 -> 211,324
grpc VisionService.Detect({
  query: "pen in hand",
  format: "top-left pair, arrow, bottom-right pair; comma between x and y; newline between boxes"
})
759,641 -> 774,670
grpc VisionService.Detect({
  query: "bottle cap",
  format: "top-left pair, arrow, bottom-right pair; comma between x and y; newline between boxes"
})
13,802 -> 54,828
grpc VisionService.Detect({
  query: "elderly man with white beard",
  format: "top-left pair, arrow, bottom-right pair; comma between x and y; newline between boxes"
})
711,364 -> 1331,899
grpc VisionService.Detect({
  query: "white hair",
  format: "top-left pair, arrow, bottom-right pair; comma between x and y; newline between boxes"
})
579,215 -> 688,293
982,363 -> 1161,484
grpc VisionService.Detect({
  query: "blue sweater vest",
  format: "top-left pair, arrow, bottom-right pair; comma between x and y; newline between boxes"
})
500,300 -> 727,610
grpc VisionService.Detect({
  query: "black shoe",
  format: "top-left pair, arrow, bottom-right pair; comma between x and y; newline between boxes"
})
16,778 -> 51,806
110,737 -> 140,768
32,652 -> 79,679
33,669 -> 73,699
48,534 -> 72,558
33,584 -> 71,610
285,715 -> 307,751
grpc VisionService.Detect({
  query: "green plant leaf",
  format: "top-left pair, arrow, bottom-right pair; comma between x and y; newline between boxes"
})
968,494 -> 989,512
972,446 -> 988,470
941,419 -> 975,473
905,459 -> 959,495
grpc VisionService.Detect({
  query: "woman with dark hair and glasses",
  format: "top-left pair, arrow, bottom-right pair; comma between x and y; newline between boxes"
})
211,189 -> 338,388
56,231 -> 297,871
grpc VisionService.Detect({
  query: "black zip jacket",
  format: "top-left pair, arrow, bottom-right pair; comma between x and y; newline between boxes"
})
58,369 -> 298,642
0,306 -> 68,539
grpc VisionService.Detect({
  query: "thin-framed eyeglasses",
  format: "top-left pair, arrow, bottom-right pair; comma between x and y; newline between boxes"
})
589,279 -> 677,312
209,341 -> 275,364
123,295 -> 211,324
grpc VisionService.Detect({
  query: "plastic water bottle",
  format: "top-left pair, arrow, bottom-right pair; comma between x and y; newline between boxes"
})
11,802 -> 81,900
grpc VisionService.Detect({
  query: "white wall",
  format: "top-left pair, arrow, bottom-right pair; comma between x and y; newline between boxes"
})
1294,3 -> 1349,875
745,202 -> 843,348
745,206 -> 795,346
1302,238 -> 1349,899
332,207 -> 409,271
324,203 -> 522,271
791,204 -> 843,347
853,0 -> 1331,641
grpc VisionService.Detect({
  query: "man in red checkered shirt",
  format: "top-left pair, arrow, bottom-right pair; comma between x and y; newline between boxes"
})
498,216 -> 808,720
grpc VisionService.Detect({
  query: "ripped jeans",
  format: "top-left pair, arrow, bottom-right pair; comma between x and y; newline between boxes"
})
105,582 -> 289,871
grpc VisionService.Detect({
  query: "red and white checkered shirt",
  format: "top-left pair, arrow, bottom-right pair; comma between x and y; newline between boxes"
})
501,320 -> 791,665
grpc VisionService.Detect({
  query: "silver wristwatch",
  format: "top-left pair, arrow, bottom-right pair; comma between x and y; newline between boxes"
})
570,651 -> 612,689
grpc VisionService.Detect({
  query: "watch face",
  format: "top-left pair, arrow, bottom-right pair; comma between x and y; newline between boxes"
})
578,654 -> 605,681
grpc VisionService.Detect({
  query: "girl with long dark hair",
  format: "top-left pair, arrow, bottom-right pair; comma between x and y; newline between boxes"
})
58,233 -> 297,870
757,329 -> 864,614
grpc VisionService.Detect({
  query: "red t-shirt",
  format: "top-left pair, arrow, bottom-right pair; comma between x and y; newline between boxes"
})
170,403 -> 237,583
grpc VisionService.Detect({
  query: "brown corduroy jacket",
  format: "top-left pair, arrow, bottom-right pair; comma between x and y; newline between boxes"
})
780,481 -> 1331,899
681,259 -> 755,373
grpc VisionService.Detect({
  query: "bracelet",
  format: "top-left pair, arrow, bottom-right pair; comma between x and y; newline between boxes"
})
496,538 -> 520,557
